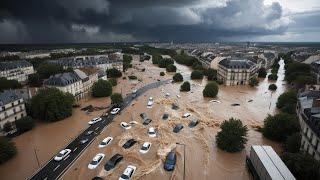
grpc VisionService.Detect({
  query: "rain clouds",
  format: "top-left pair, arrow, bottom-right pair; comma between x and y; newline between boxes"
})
0,0 -> 313,43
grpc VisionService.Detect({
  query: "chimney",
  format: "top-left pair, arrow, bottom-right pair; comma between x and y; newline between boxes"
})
313,99 -> 320,107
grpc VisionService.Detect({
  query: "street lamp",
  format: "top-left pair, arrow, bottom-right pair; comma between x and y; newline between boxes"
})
176,142 -> 186,180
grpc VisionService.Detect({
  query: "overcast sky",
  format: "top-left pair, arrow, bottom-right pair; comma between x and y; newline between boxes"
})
0,0 -> 319,43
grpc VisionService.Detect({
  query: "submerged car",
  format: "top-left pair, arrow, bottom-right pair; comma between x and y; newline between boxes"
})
88,153 -> 105,169
147,97 -> 154,108
173,124 -> 184,133
139,142 -> 152,154
79,138 -> 89,145
164,151 -> 176,171
104,154 -> 123,171
148,127 -> 156,137
122,139 -> 137,149
119,165 -> 137,180
231,103 -> 240,106
182,113 -> 191,118
140,113 -> 147,120
99,137 -> 113,148
188,120 -> 199,128
120,122 -> 132,130
88,117 -> 102,125
111,108 -> 121,115
54,149 -> 71,161
85,130 -> 94,136
142,118 -> 152,125
162,113 -> 169,120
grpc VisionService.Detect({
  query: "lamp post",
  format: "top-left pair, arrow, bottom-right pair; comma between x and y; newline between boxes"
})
176,142 -> 186,180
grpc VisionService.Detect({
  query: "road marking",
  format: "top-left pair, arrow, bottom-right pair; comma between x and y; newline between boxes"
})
64,155 -> 70,160
73,147 -> 78,152
53,165 -> 60,172
95,127 -> 99,131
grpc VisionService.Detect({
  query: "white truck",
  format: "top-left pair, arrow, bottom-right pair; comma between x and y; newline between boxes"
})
246,145 -> 295,180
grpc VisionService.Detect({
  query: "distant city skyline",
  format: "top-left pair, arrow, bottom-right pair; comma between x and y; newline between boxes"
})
0,0 -> 319,43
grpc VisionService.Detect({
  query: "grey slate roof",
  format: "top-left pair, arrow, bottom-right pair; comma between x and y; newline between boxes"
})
219,58 -> 256,69
43,72 -> 81,86
263,52 -> 276,60
0,90 -> 22,106
47,56 -> 121,68
0,60 -> 33,71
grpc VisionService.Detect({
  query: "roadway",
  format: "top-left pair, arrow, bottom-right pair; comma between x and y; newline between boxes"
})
29,80 -> 168,180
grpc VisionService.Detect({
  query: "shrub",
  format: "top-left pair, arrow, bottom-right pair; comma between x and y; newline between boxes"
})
268,73 -> 278,81
92,79 -> 112,97
249,77 -> 259,87
258,68 -> 267,78
180,81 -> 191,92
128,75 -> 138,80
106,68 -> 122,78
203,81 -> 219,98
111,93 -> 123,104
173,73 -> 183,82
31,88 -> 75,122
0,137 -> 17,164
263,113 -> 300,142
160,72 -> 165,76
216,118 -> 248,152
166,64 -> 177,72
191,70 -> 204,80
268,84 -> 277,91
206,68 -> 217,81
108,78 -> 117,86
16,116 -> 35,133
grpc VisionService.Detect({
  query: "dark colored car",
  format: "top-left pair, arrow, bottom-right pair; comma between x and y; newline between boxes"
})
122,139 -> 137,149
231,103 -> 240,106
85,130 -> 94,136
162,113 -> 169,120
172,103 -> 179,110
104,154 -> 124,171
132,93 -> 137,99
143,119 -> 152,125
140,113 -> 147,120
188,120 -> 199,128
79,138 -> 89,145
173,124 -> 184,133
164,151 -> 177,171
92,177 -> 103,180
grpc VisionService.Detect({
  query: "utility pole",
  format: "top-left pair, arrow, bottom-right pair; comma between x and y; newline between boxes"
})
34,148 -> 40,168
176,142 -> 186,180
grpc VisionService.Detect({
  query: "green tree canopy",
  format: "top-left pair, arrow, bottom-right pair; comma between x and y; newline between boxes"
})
268,84 -> 277,91
31,88 -> 75,122
191,70 -> 204,80
37,63 -> 64,79
268,73 -> 278,81
216,118 -> 248,152
284,133 -> 301,153
276,90 -> 297,114
180,81 -> 191,92
123,54 -> 133,72
263,113 -> 300,142
0,78 -> 22,92
206,68 -> 217,81
92,79 -> 112,97
28,73 -> 42,87
173,73 -> 183,82
166,64 -> 177,72
0,137 -> 17,164
158,58 -> 174,68
203,81 -> 219,98
16,116 -> 35,133
249,77 -> 259,87
152,54 -> 162,65
107,68 -> 122,78
173,52 -> 198,66
111,93 -> 123,105
108,78 -> 117,86
258,68 -> 267,78
160,72 -> 165,76
281,153 -> 320,180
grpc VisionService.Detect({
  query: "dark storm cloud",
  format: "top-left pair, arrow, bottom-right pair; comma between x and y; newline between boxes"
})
0,0 -> 292,43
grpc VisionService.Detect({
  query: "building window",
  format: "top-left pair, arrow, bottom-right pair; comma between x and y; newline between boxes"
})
15,116 -> 17,120
11,102 -> 14,107
18,100 -> 21,104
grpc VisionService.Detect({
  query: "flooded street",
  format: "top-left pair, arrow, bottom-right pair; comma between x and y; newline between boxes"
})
62,59 -> 286,180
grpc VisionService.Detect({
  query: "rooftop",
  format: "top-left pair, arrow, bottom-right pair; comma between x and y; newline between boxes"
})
0,60 -> 33,71
219,58 -> 256,69
43,72 -> 81,86
0,90 -> 23,106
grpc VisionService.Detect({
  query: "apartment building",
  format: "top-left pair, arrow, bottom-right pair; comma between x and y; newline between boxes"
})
217,58 -> 259,86
258,52 -> 277,69
0,60 -> 34,82
0,90 -> 27,135
74,68 -> 99,97
298,90 -> 320,160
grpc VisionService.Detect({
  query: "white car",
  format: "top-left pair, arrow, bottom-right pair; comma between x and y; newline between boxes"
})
147,97 -> 154,108
54,149 -> 71,161
111,108 -> 121,115
210,100 -> 221,103
120,122 -> 132,130
119,165 -> 137,180
182,113 -> 191,118
148,127 -> 156,137
99,137 -> 113,148
129,121 -> 138,125
176,95 -> 181,98
139,142 -> 152,154
88,153 -> 105,169
165,93 -> 170,97
88,117 -> 102,125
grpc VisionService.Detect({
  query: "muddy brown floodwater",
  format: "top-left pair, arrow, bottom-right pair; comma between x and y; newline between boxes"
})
61,59 -> 286,180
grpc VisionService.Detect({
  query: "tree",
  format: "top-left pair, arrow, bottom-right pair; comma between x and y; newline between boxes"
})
268,84 -> 277,91
206,68 -> 217,81
258,68 -> 267,78
111,93 -> 123,104
108,78 -> 117,86
203,81 -> 219,98
15,116 -> 35,133
28,73 -> 42,87
268,73 -> 278,81
158,58 -> 174,68
173,73 -> 183,82
0,78 -> 22,92
216,118 -> 248,152
191,70 -> 204,80
107,68 -> 122,78
0,137 -> 17,164
37,63 -> 64,79
277,90 -> 297,114
263,113 -> 300,142
166,64 -> 177,72
293,75 -> 316,88
3,122 -> 13,133
160,72 -> 165,76
31,88 -> 75,122
249,77 -> 259,87
180,81 -> 191,92
281,153 -> 320,180
284,133 -> 301,153
152,54 -> 162,64
123,54 -> 133,72
173,52 -> 197,66
92,79 -> 112,97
